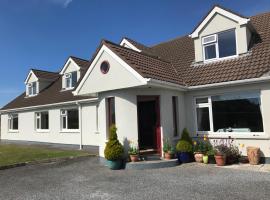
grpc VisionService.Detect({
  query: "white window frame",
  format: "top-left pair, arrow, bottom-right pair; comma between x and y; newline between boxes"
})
194,92 -> 265,138
35,111 -> 49,132
8,114 -> 19,132
202,29 -> 238,63
63,71 -> 77,90
60,108 -> 80,132
27,82 -> 38,97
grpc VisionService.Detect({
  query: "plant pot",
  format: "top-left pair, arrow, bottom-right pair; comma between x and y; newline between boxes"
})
247,146 -> 260,165
164,152 -> 174,160
203,155 -> 208,164
194,152 -> 204,163
177,152 -> 191,163
208,155 -> 216,164
214,154 -> 226,166
106,160 -> 122,170
130,155 -> 139,162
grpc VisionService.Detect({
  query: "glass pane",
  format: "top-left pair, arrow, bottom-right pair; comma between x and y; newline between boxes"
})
62,116 -> 67,129
13,116 -> 18,130
172,96 -> 178,136
218,30 -> 236,58
41,112 -> 49,129
196,107 -> 210,131
212,94 -> 263,132
67,110 -> 79,129
32,82 -> 37,95
196,97 -> 208,104
28,86 -> 33,96
66,77 -> 71,88
204,44 -> 216,60
71,72 -> 77,87
37,118 -> 40,129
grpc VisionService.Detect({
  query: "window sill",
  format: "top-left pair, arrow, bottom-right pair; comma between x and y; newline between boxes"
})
197,132 -> 269,140
36,130 -> 50,133
61,87 -> 74,92
60,130 -> 80,133
203,55 -> 238,64
8,130 -> 19,133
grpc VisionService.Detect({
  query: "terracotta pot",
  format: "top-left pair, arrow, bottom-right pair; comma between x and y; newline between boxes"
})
130,155 -> 139,162
215,154 -> 226,166
203,155 -> 208,164
194,152 -> 204,163
247,147 -> 260,165
164,152 -> 174,160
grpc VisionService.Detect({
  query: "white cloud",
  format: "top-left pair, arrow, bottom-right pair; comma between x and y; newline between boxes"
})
48,0 -> 74,8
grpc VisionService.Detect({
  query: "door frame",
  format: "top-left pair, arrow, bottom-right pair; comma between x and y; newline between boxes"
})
137,95 -> 161,154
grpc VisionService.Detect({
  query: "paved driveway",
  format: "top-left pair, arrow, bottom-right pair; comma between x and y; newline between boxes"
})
0,157 -> 270,200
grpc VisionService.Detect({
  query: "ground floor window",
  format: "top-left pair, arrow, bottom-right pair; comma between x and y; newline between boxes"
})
106,97 -> 115,138
172,96 -> 179,137
36,112 -> 49,130
195,92 -> 264,133
8,114 -> 18,131
61,109 -> 79,130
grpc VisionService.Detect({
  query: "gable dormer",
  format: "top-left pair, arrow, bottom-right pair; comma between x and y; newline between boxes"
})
190,6 -> 253,63
60,57 -> 81,90
25,70 -> 39,97
25,69 -> 59,97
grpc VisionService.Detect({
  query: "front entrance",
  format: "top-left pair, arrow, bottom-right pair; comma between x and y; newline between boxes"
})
137,96 -> 161,154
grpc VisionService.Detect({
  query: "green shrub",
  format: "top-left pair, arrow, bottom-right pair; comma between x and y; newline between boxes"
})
104,125 -> 124,161
180,128 -> 192,145
176,140 -> 193,153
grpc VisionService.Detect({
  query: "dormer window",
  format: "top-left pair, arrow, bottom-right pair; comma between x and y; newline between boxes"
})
203,29 -> 237,61
64,71 -> 77,90
27,82 -> 37,96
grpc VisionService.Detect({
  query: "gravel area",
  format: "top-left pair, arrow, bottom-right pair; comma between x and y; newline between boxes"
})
0,157 -> 270,200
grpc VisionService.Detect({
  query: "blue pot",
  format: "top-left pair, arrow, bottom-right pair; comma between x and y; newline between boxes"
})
177,152 -> 191,163
106,160 -> 122,170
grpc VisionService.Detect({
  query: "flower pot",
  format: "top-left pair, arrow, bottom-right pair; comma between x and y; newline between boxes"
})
106,160 -> 122,170
164,152 -> 174,160
214,155 -> 226,166
177,152 -> 191,163
203,155 -> 208,164
194,152 -> 204,163
247,147 -> 260,165
130,155 -> 139,162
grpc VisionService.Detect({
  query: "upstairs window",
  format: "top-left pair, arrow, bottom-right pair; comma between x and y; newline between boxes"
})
27,82 -> 37,96
203,29 -> 237,61
64,71 -> 77,89
8,114 -> 18,131
36,112 -> 49,131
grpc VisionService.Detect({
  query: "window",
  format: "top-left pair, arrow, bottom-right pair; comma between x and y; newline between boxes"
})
27,82 -> 37,96
61,109 -> 79,130
36,112 -> 49,130
100,61 -> 110,74
203,29 -> 237,61
64,71 -> 77,89
8,114 -> 18,131
172,96 -> 179,137
106,97 -> 115,132
195,92 -> 264,133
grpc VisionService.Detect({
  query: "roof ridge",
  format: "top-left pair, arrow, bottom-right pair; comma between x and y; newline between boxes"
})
103,39 -> 171,64
31,68 -> 58,74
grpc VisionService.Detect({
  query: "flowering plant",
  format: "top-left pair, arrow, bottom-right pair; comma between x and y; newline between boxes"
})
128,141 -> 139,155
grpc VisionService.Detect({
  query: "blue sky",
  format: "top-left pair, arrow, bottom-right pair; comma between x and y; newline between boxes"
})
0,0 -> 270,107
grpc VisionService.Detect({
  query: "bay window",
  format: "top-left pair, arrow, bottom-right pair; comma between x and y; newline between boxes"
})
8,114 -> 18,131
36,112 -> 49,131
61,109 -> 79,130
195,92 -> 264,134
203,29 -> 237,61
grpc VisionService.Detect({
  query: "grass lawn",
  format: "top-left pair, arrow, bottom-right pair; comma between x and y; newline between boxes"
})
0,144 -> 91,167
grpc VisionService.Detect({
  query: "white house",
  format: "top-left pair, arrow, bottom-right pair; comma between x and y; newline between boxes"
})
1,6 -> 270,161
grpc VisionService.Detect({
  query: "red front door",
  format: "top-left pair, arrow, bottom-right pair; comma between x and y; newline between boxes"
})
137,96 -> 161,155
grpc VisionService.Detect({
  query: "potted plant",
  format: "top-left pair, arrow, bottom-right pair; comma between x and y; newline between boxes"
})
214,144 -> 227,166
207,149 -> 216,164
176,128 -> 193,163
193,141 -> 204,163
163,138 -> 175,160
203,153 -> 209,164
128,142 -> 139,162
104,125 -> 124,170
226,145 -> 241,164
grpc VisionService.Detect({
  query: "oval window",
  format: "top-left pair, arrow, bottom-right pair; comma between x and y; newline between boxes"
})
100,61 -> 110,74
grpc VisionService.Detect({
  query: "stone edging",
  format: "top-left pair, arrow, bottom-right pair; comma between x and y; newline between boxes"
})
0,154 -> 95,170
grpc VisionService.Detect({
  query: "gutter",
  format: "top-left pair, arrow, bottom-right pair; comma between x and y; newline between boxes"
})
0,98 -> 98,114
146,78 -> 188,91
